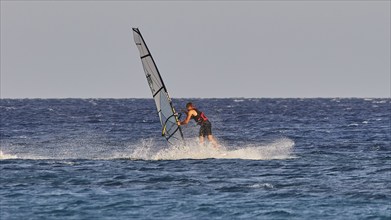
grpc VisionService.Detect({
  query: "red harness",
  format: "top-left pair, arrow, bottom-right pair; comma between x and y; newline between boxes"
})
191,108 -> 208,124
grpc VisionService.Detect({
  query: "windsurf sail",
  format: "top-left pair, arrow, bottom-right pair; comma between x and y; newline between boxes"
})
132,28 -> 185,145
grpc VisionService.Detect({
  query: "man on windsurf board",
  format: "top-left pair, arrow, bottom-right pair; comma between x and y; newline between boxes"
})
178,102 -> 219,148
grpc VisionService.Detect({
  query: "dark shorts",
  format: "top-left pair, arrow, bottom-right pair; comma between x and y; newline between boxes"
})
199,120 -> 212,137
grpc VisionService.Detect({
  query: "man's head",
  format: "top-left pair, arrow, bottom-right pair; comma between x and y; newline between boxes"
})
186,102 -> 194,111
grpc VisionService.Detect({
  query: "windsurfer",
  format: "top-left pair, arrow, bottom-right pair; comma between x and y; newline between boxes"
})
178,102 -> 219,148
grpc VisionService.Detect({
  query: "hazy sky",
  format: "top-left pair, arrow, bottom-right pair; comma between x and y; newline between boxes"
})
1,1 -> 390,98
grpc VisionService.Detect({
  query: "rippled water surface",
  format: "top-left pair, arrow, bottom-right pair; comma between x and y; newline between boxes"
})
1,98 -> 390,219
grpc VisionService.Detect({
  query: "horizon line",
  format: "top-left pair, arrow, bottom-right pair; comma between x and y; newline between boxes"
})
1,96 -> 390,100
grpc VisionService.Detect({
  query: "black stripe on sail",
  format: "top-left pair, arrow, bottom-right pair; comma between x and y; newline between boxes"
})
141,54 -> 151,59
153,87 -> 165,97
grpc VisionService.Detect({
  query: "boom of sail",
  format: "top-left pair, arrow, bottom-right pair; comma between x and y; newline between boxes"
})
132,28 -> 185,145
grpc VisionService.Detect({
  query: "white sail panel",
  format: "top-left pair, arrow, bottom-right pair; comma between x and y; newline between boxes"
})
132,28 -> 184,145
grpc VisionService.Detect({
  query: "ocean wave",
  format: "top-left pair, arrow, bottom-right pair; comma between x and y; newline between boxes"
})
0,138 -> 295,161
0,150 -> 18,160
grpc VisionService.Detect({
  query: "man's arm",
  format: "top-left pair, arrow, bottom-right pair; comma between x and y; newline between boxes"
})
178,110 -> 194,125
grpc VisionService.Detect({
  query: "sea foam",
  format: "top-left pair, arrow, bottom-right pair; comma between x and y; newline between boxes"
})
0,150 -> 18,160
128,138 -> 295,160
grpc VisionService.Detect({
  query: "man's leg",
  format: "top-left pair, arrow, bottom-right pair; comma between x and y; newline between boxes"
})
207,135 -> 218,148
199,136 -> 205,146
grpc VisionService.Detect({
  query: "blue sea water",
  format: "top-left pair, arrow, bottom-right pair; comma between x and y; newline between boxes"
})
0,98 -> 390,219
